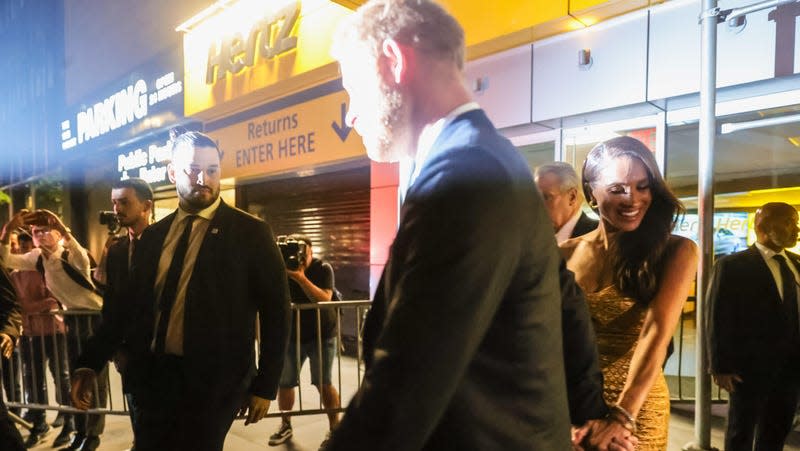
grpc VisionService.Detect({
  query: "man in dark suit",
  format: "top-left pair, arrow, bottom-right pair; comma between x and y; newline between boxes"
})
707,202 -> 800,451
534,162 -> 598,243
326,1 -> 577,449
71,177 -> 154,450
72,131 -> 291,451
0,266 -> 23,451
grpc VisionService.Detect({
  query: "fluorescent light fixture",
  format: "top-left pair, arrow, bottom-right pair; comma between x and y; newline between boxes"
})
720,113 -> 800,134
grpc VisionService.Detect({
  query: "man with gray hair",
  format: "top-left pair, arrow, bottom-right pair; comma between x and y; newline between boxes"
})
535,162 -> 598,243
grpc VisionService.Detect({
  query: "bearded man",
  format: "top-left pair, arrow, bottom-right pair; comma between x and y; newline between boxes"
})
72,130 -> 290,451
324,1 -> 574,449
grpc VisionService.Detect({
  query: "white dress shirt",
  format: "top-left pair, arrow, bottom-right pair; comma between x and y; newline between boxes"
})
754,241 -> 800,302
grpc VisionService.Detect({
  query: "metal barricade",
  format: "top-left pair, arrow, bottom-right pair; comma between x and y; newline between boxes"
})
266,300 -> 371,419
665,298 -> 728,403
0,302 -> 373,421
0,309 -> 125,419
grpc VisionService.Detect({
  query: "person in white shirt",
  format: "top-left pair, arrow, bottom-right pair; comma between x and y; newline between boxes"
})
0,209 -> 106,451
534,161 -> 598,244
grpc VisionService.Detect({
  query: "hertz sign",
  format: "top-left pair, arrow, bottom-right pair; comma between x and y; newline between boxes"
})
182,0 -> 354,117
205,2 -> 300,84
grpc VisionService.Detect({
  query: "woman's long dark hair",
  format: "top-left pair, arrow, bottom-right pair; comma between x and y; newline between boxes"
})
582,136 -> 684,303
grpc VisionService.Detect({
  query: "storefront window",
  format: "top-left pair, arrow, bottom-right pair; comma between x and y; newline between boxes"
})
562,116 -> 661,178
517,141 -> 557,172
666,104 -> 800,252
664,102 -> 800,399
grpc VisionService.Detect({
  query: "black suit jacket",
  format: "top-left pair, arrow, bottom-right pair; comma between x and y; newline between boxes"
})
80,201 -> 290,401
327,110 -> 571,451
558,259 -> 607,424
706,245 -> 800,382
78,237 -> 132,374
0,267 -> 21,341
570,212 -> 598,239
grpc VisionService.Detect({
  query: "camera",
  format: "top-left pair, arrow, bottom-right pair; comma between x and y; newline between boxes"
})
277,235 -> 308,271
98,211 -> 121,234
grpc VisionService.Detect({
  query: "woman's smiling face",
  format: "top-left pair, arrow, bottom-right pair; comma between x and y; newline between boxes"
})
589,155 -> 653,233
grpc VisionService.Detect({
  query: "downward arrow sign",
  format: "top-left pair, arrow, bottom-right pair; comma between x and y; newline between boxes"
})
331,102 -> 352,142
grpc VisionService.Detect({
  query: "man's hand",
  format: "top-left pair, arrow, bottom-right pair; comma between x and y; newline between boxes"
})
712,373 -> 742,393
573,419 -> 638,451
0,333 -> 14,359
286,265 -> 306,282
27,209 -> 69,236
1,209 -> 28,243
239,394 -> 271,425
70,368 -> 97,410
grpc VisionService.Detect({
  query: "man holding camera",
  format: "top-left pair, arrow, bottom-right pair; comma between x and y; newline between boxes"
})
0,209 -> 105,451
73,177 -> 154,449
270,234 -> 340,448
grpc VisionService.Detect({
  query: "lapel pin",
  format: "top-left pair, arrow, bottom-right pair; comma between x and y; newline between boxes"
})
211,228 -> 219,234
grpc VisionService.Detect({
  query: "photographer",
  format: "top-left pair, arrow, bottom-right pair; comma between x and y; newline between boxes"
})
269,234 -> 340,448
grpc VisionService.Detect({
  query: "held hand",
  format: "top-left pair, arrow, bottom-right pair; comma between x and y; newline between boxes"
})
581,419 -> 638,451
70,368 -> 97,410
239,394 -> 271,425
0,333 -> 14,359
712,373 -> 743,393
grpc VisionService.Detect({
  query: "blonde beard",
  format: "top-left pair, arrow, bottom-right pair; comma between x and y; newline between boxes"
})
364,85 -> 415,163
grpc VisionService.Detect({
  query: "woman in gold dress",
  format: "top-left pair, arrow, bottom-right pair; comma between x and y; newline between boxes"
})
561,136 -> 697,450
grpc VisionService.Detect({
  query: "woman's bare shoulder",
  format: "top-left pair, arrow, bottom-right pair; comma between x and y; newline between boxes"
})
666,234 -> 699,264
559,229 -> 602,262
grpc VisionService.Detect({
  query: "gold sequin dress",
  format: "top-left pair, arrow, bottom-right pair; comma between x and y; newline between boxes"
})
585,285 -> 670,451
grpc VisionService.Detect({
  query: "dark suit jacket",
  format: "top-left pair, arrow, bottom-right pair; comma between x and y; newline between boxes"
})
80,201 -> 290,401
570,212 -> 598,239
0,267 -> 21,341
706,245 -> 800,382
327,110 -> 571,451
78,237 -> 132,376
558,259 -> 607,424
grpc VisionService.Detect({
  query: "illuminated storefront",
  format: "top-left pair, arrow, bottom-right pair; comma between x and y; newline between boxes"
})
57,49 -> 200,252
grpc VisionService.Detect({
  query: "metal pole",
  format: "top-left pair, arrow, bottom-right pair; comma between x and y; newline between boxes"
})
684,1 -> 718,450
725,0 -> 799,22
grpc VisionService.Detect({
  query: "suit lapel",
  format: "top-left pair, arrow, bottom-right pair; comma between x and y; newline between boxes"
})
193,200 -> 230,273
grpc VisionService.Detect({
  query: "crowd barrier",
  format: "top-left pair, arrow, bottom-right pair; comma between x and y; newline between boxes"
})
0,301 -> 373,425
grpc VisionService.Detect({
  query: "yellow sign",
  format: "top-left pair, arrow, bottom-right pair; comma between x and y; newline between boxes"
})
210,90 -> 365,179
182,0 -> 352,117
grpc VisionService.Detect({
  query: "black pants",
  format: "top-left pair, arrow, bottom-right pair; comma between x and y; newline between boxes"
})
20,334 -> 73,428
725,373 -> 800,451
65,315 -> 107,437
135,356 -> 248,451
0,370 -> 24,451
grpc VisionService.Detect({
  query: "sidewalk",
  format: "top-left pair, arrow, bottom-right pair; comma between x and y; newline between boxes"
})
19,352 -> 800,450
23,402 -> 800,451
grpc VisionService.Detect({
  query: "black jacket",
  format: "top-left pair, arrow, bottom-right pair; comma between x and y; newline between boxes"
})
327,110 -> 572,451
571,212 -> 599,239
79,201 -> 291,400
706,245 -> 800,381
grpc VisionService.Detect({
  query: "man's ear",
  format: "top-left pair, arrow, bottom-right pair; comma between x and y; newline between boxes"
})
567,188 -> 578,206
381,38 -> 411,85
167,163 -> 177,184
